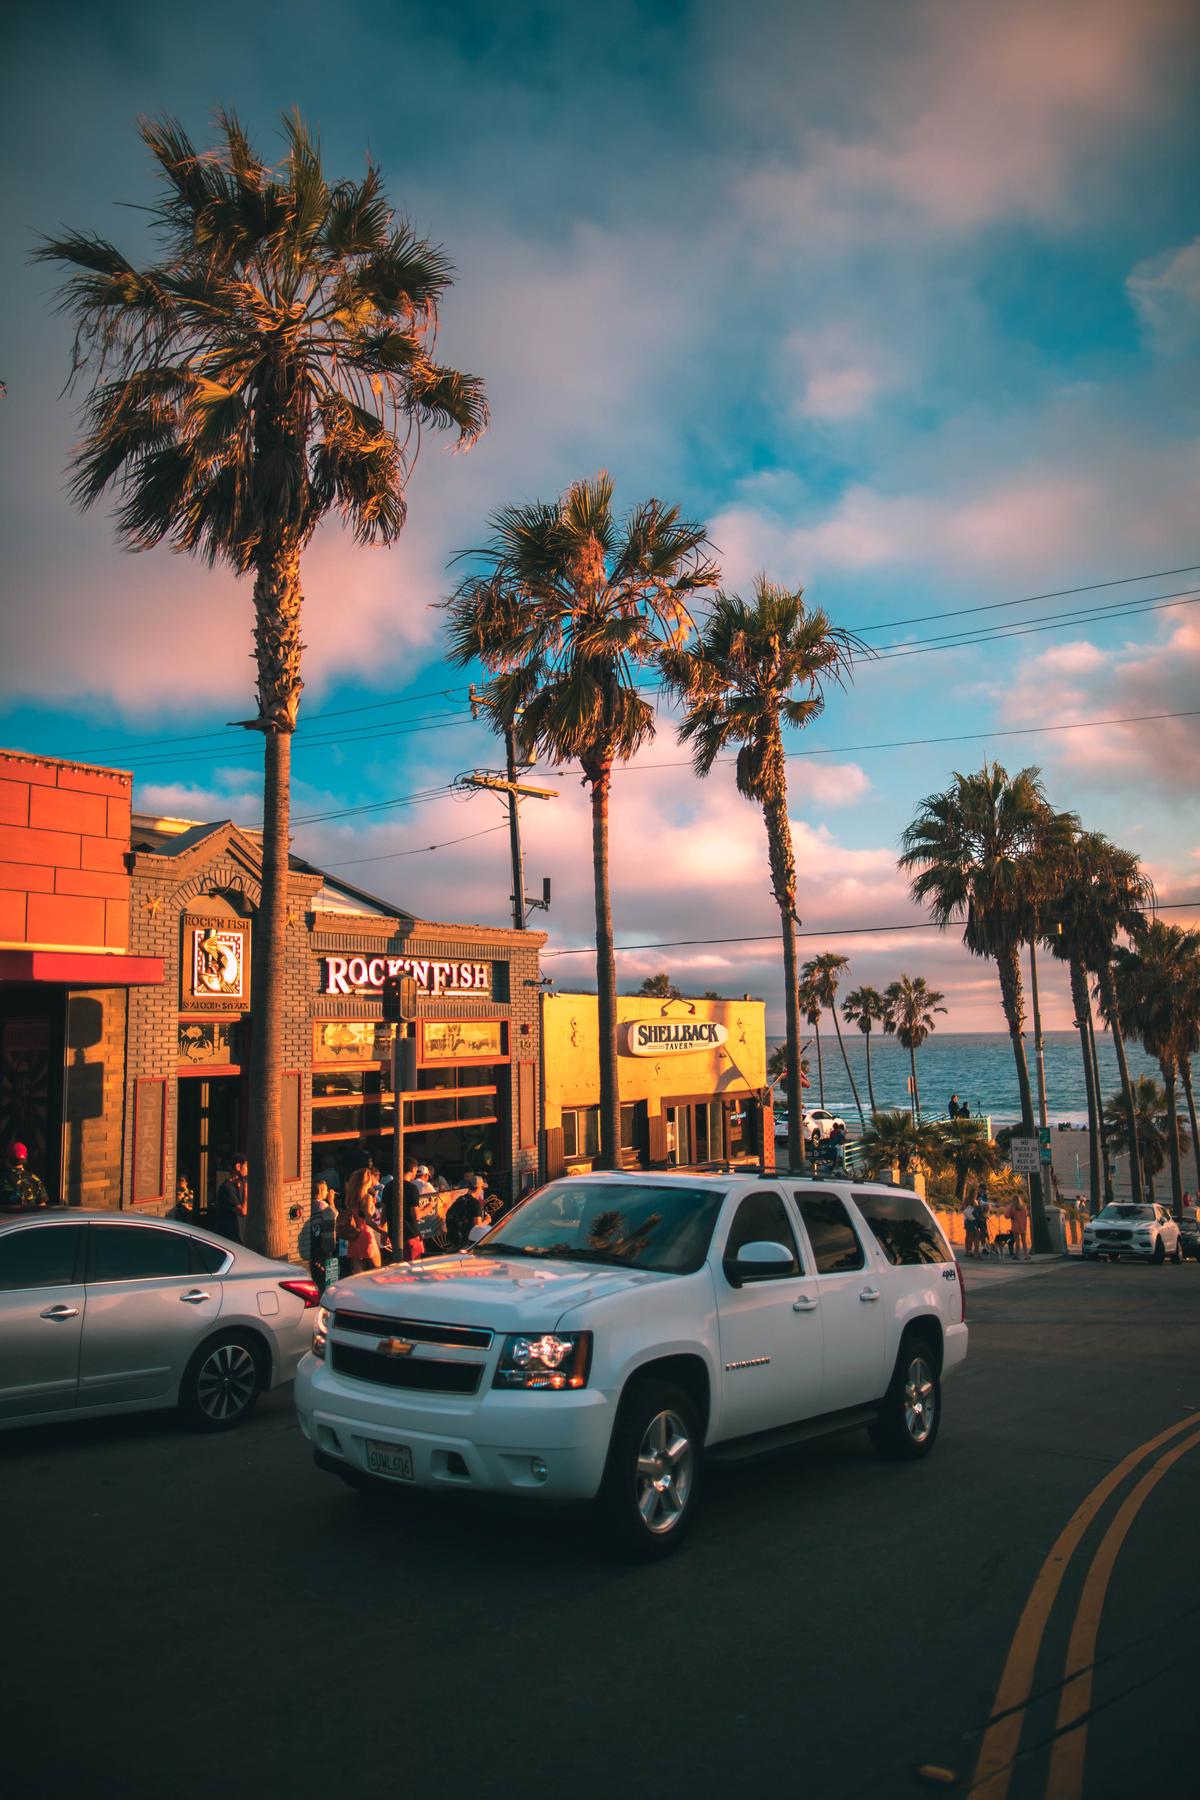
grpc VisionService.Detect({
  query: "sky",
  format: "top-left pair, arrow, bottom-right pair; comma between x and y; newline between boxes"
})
3,0 -> 1199,1034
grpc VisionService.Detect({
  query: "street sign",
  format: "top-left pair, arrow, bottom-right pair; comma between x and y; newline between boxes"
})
1009,1137 -> 1039,1174
1037,1126 -> 1052,1165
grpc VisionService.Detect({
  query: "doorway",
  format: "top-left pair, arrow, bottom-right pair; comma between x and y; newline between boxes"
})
176,1074 -> 242,1225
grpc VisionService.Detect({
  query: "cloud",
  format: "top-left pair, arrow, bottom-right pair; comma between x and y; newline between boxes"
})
782,328 -> 899,422
1128,236 -> 1200,355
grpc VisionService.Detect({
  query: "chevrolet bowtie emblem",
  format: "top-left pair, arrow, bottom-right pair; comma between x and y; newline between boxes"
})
378,1337 -> 415,1357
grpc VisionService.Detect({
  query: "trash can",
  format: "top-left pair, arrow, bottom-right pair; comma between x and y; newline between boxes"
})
1044,1205 -> 1067,1254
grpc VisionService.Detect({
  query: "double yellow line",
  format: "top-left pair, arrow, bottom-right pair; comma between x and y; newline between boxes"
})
969,1410 -> 1200,1798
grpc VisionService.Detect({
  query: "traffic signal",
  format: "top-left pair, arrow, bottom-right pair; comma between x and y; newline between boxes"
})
381,973 -> 418,1022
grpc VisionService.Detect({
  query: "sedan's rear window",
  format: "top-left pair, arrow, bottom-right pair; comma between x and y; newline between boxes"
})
853,1191 -> 952,1266
476,1180 -> 725,1273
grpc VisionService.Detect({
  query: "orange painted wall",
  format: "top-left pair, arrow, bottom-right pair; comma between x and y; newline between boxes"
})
0,751 -> 133,951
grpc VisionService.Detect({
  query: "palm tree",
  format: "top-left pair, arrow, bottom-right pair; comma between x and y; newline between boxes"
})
1114,922 -> 1200,1215
637,973 -> 680,998
843,985 -> 885,1115
36,112 -> 486,1254
803,952 -> 866,1130
798,969 -> 826,1108
882,975 -> 946,1122
1176,935 -> 1200,1180
1102,1077 -> 1175,1203
859,1110 -> 938,1184
1049,833 -> 1155,1208
934,1117 -> 1003,1202
767,1041 -> 810,1095
1045,832 -> 1108,1217
446,473 -> 717,1168
900,763 -> 1076,1249
662,578 -> 862,1172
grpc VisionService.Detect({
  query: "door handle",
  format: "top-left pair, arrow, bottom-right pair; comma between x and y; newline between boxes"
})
792,1296 -> 818,1312
180,1290 -> 212,1304
40,1304 -> 80,1321
859,1287 -> 881,1303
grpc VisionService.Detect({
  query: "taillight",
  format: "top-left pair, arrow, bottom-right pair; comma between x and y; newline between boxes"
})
280,1278 -> 320,1309
955,1261 -> 967,1322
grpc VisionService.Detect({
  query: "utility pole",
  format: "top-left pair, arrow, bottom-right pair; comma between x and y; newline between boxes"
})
460,687 -> 557,929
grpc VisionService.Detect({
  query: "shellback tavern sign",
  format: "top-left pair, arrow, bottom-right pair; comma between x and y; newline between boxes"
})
624,1019 -> 729,1056
323,954 -> 491,999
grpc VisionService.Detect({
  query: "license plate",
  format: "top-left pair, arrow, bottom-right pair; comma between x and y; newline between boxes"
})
365,1440 -> 414,1481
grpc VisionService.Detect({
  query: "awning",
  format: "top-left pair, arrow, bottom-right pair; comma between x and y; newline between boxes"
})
0,949 -> 164,987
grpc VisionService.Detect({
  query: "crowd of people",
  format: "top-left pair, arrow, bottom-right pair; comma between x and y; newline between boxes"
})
806,1121 -> 848,1170
306,1157 -> 501,1291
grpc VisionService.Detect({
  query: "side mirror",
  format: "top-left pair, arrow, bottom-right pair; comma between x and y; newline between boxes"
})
724,1239 -> 795,1285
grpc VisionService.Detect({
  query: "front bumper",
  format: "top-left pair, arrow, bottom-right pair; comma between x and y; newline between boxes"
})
294,1354 -> 614,1500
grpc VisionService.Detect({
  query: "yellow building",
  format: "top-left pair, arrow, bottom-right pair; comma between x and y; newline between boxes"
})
542,991 -> 770,1176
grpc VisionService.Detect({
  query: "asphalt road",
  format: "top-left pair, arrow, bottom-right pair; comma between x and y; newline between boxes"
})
8,1259 -> 1200,1800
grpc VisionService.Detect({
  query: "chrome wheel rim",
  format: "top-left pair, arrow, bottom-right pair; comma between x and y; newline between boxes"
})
634,1409 -> 694,1534
903,1356 -> 936,1444
196,1342 -> 257,1421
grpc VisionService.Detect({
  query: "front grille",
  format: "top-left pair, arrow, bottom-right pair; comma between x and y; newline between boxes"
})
332,1342 -> 482,1394
333,1309 -> 492,1350
1096,1229 -> 1132,1242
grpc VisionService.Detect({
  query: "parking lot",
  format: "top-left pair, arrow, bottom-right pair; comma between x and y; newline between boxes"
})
8,1258 -> 1200,1799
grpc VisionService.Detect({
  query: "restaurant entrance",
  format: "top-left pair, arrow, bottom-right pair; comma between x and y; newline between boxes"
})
176,1074 -> 242,1224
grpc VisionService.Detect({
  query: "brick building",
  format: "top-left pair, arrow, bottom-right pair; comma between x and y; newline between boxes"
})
0,750 -> 163,1203
125,813 -> 545,1250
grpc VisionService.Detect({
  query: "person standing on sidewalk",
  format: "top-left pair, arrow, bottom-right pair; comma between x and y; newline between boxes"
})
1008,1190 -> 1030,1261
213,1157 -> 249,1244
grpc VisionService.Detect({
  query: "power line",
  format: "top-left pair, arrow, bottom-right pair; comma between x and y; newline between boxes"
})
292,784 -> 457,825
847,562 -> 1200,635
539,899 -> 1200,959
321,823 -> 509,867
865,588 -> 1200,663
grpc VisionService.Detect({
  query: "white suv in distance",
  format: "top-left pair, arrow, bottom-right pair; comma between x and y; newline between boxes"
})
1082,1202 -> 1183,1264
295,1172 -> 967,1556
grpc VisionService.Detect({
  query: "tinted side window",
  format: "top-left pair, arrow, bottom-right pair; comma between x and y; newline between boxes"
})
0,1225 -> 84,1291
725,1192 -> 802,1277
795,1193 -> 865,1273
189,1237 -> 230,1275
87,1224 -> 193,1283
853,1191 -> 951,1266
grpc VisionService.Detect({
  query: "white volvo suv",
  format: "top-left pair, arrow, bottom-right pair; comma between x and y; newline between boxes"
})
295,1171 -> 967,1555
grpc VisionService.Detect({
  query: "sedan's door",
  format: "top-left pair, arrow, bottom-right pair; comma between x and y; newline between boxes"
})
0,1222 -> 87,1420
712,1189 -> 824,1439
792,1191 -> 888,1413
79,1222 -> 223,1407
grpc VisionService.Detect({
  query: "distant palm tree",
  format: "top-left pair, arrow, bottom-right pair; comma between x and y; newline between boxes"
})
1102,1077 -> 1176,1204
1083,840 -> 1157,1205
798,969 -> 826,1108
859,1110 -> 938,1183
662,578 -> 862,1171
934,1117 -> 1003,1203
36,112 -> 486,1254
843,985 -> 885,1115
803,952 -> 865,1129
1114,922 -> 1200,1215
900,763 -> 1076,1250
637,973 -> 681,998
445,472 -> 717,1169
882,975 -> 946,1123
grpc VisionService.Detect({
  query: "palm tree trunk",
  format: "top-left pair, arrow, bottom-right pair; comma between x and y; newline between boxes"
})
1087,1005 -> 1114,1205
761,779 -> 806,1172
831,1005 -> 866,1130
1097,965 -> 1144,1204
909,1043 -> 921,1123
246,546 -> 302,1260
589,765 -> 620,1170
996,941 -> 1049,1250
1162,1062 -> 1184,1217
1180,1058 -> 1199,1196
863,1029 -> 877,1116
1069,957 -> 1101,1219
813,1018 -> 825,1107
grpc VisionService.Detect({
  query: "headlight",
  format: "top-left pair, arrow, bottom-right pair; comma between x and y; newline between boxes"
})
493,1332 -> 592,1391
313,1306 -> 332,1359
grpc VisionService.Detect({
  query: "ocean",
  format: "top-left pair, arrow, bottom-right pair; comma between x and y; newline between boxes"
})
769,1029 -> 1170,1129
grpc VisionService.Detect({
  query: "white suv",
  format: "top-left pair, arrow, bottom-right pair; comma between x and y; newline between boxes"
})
295,1172 -> 967,1556
1082,1202 -> 1183,1264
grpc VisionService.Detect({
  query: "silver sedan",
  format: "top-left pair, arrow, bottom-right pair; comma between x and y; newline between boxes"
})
0,1209 -> 317,1432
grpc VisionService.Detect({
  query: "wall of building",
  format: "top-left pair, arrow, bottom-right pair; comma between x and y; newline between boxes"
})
0,751 -> 131,951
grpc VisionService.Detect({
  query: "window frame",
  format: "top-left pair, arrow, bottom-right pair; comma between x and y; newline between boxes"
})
851,1188 -> 952,1267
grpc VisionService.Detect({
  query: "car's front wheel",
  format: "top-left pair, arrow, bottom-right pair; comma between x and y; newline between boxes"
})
181,1332 -> 264,1431
598,1380 -> 702,1558
870,1338 -> 941,1461
1153,1237 -> 1166,1264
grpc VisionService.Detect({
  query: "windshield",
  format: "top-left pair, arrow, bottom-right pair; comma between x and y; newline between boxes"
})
1099,1206 -> 1154,1221
473,1180 -> 726,1274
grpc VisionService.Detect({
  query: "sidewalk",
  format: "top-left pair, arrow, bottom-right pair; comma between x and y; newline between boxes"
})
953,1248 -> 1074,1285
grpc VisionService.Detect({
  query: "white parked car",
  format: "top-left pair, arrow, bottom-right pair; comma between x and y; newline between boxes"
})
296,1172 -> 967,1556
0,1209 -> 318,1431
1082,1203 -> 1183,1264
774,1106 -> 846,1140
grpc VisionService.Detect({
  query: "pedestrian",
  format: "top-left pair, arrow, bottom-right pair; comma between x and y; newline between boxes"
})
317,1156 -> 342,1197
341,1168 -> 383,1273
309,1179 -> 338,1291
829,1121 -> 848,1169
213,1156 -> 249,1244
3,1142 -> 49,1209
948,1094 -> 960,1121
975,1182 -> 990,1256
173,1175 -> 195,1221
959,1101 -> 971,1120
962,1194 -> 979,1258
402,1156 -> 426,1262
1008,1190 -> 1030,1261
446,1174 -> 491,1250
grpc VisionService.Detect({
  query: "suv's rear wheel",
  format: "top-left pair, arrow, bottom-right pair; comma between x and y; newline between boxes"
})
870,1338 -> 941,1460
598,1379 -> 701,1558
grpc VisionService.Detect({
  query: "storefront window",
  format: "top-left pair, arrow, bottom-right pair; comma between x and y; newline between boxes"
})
562,1106 -> 600,1161
423,1020 -> 504,1061
313,1021 -> 393,1065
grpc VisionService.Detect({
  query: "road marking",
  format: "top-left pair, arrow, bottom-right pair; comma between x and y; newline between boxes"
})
1045,1425 -> 1200,1799
968,1410 -> 1200,1798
